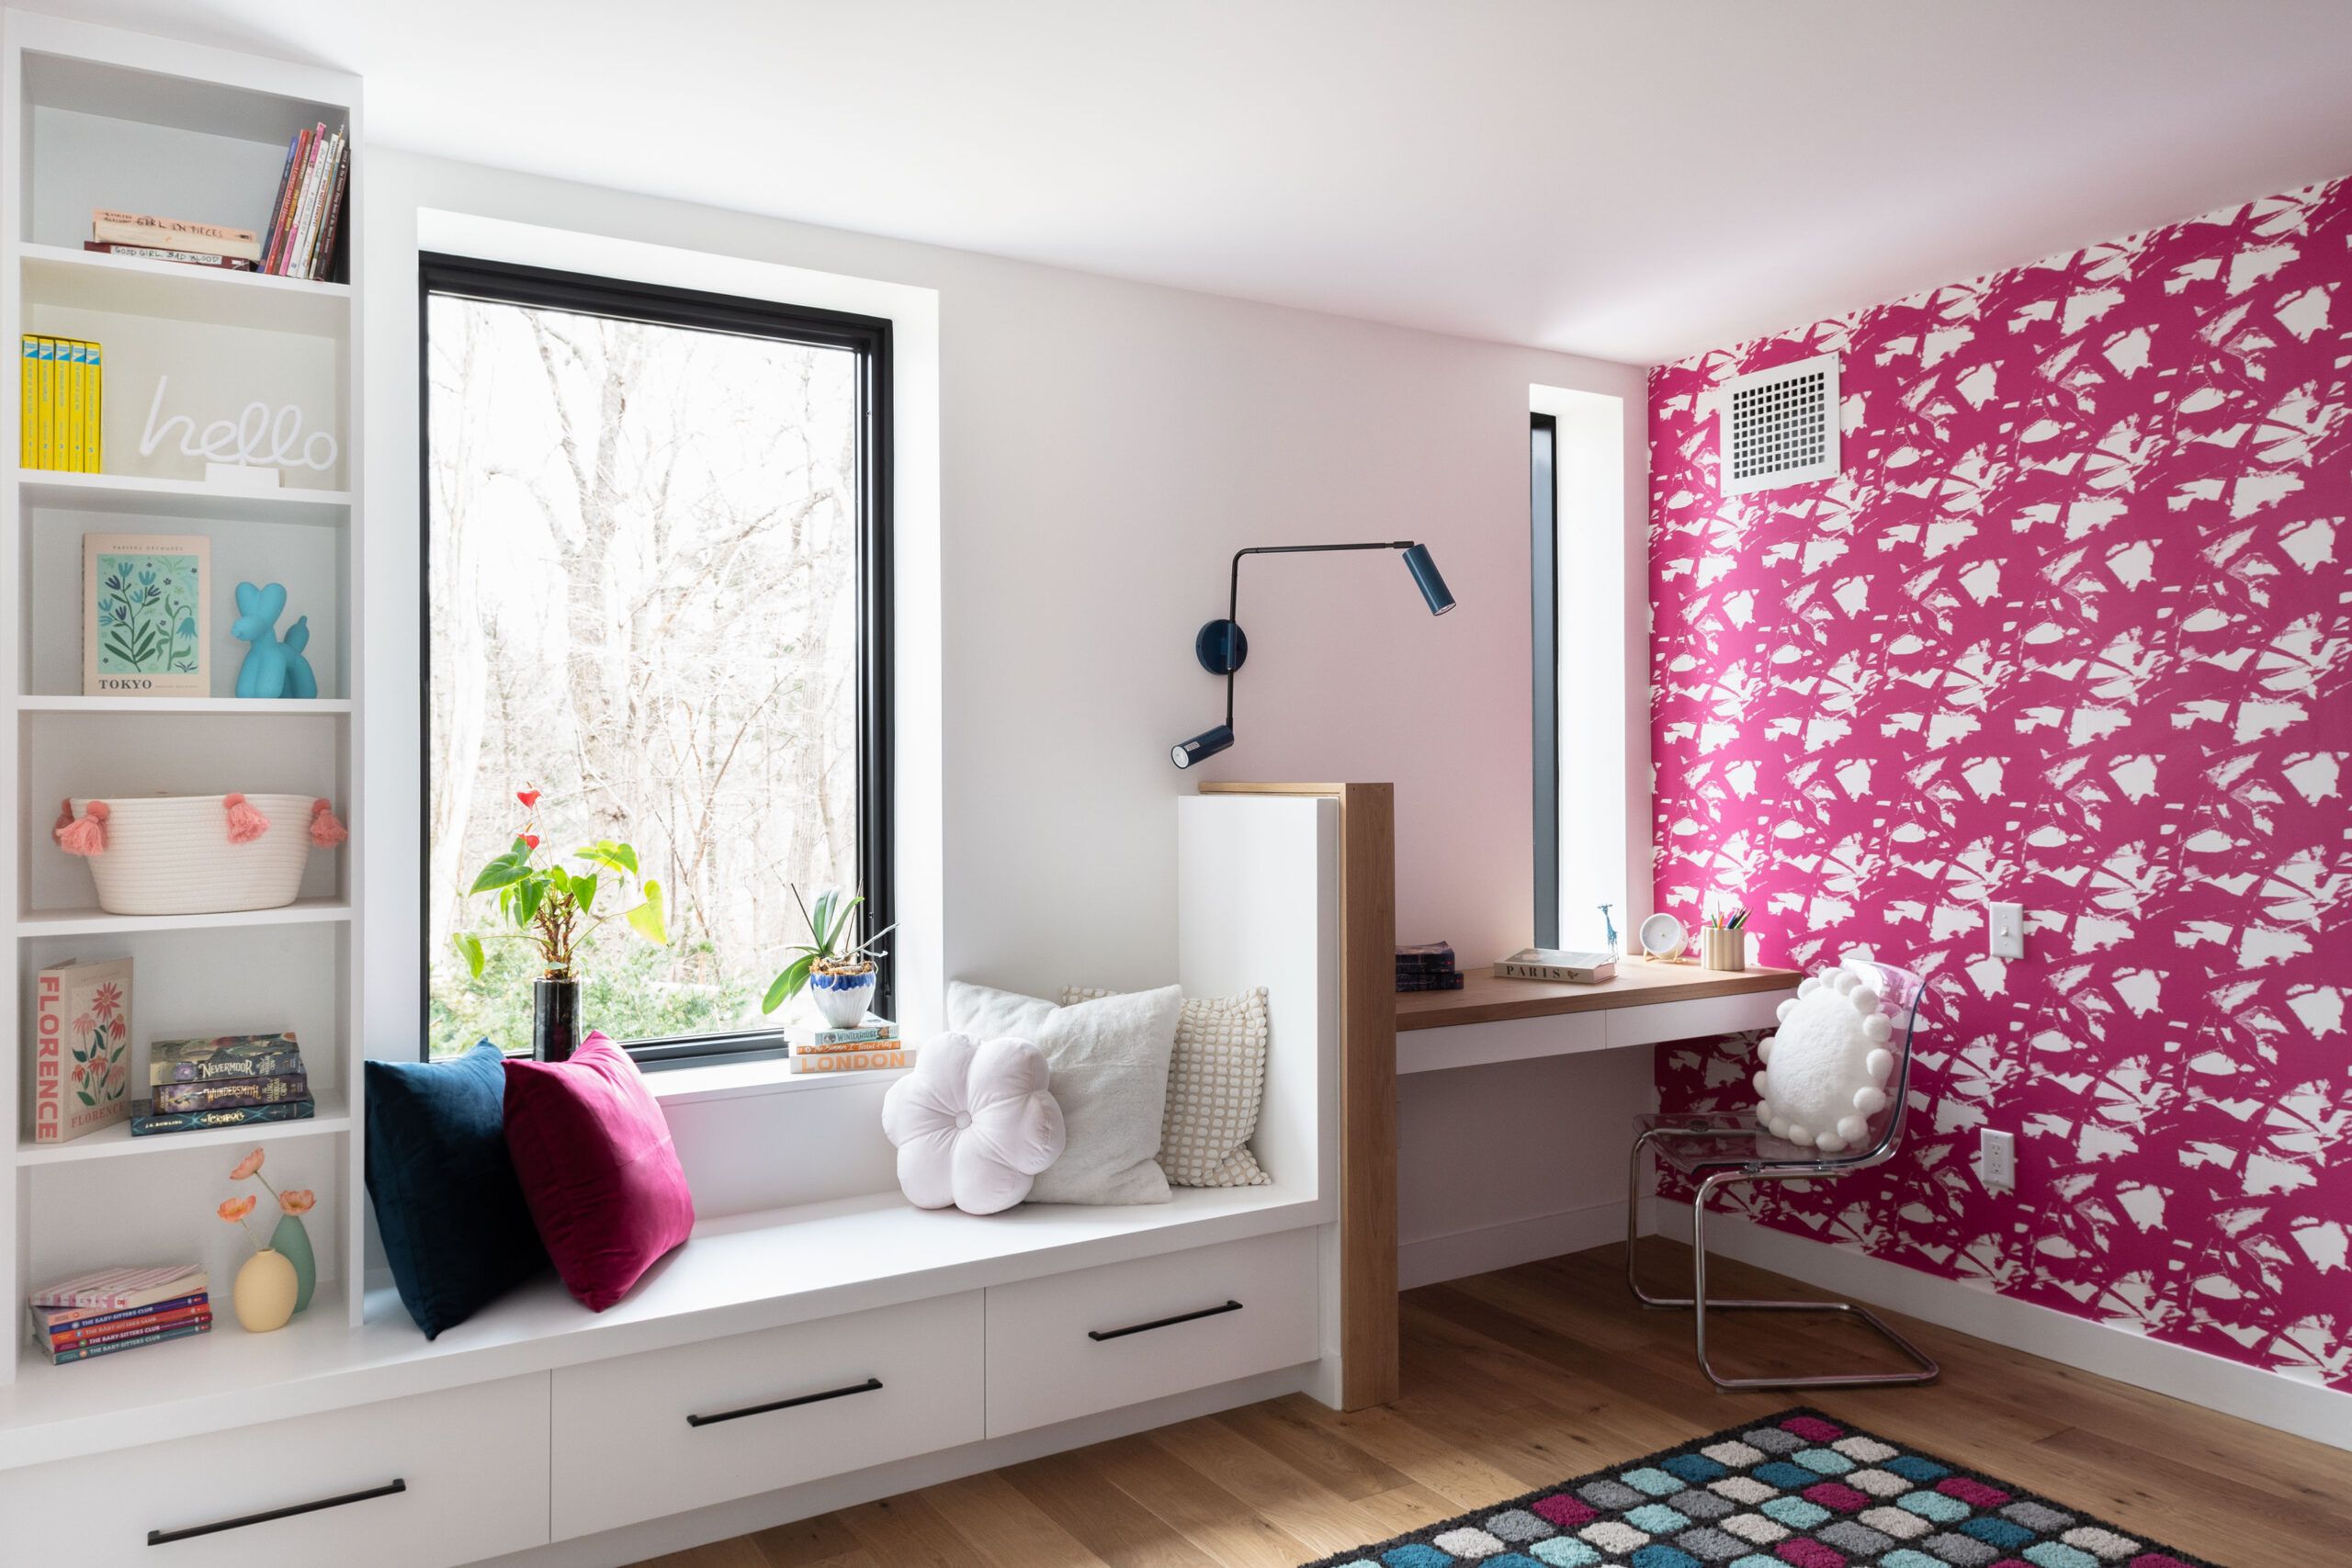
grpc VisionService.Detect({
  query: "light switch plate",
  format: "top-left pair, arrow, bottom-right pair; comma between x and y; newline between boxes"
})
1989,901 -> 2025,960
1981,1129 -> 2017,1191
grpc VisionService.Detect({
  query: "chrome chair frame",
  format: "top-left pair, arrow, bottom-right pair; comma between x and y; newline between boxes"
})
1625,958 -> 1940,1390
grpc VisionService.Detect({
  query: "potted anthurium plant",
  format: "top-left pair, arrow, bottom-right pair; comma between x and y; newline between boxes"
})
763,886 -> 892,1028
454,788 -> 669,1061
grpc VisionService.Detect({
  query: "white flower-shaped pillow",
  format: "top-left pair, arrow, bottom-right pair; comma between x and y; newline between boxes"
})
881,1032 -> 1067,1214
1753,967 -> 1896,1154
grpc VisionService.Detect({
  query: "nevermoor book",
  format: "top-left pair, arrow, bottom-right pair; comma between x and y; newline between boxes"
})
149,1031 -> 304,1085
149,1072 -> 310,1114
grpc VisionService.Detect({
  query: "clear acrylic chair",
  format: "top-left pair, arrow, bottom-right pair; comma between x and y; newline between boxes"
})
1624,956 -> 1939,1390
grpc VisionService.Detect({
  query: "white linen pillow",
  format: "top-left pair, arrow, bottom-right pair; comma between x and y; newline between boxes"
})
1062,986 -> 1271,1188
946,981 -> 1181,1204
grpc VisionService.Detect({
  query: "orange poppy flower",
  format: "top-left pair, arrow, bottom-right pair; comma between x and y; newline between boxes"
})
277,1189 -> 317,1215
231,1147 -> 266,1180
216,1195 -> 257,1224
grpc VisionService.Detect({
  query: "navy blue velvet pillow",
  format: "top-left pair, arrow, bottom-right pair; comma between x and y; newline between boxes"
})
365,1042 -> 549,1338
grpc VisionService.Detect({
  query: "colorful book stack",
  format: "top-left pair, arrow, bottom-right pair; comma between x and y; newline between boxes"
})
28,1264 -> 211,1366
129,1030 -> 316,1137
17,334 -> 104,473
1396,941 -> 1465,993
789,1021 -> 910,1075
257,123 -> 351,279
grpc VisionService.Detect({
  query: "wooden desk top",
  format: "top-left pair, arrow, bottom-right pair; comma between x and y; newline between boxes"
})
1396,963 -> 1802,1031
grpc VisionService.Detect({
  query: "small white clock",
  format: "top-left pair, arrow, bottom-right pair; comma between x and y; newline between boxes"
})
1638,912 -> 1690,963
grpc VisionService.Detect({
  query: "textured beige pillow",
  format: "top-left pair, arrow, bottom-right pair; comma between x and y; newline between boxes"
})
1062,986 -> 1271,1188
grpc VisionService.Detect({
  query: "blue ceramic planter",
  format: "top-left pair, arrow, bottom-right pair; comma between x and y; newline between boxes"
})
809,967 -> 876,1027
270,1212 -> 316,1314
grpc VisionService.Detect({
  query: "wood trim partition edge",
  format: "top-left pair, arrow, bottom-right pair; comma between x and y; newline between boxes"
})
1200,782 -> 1398,1410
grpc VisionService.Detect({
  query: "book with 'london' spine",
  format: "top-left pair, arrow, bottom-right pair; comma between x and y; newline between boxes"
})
788,1047 -> 910,1075
150,1031 -> 303,1084
48,1319 -> 210,1365
127,1098 -> 315,1138
148,1073 -> 309,1114
1493,948 -> 1618,984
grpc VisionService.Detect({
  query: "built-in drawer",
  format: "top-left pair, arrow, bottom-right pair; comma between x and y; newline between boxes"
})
985,1226 -> 1319,1437
0,1373 -> 549,1568
549,1289 -> 984,1540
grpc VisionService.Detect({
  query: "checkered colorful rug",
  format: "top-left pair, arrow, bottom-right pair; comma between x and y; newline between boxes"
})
1301,1407 -> 2219,1568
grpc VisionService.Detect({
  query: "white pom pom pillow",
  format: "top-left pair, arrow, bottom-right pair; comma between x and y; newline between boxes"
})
880,1033 -> 1066,1214
1753,966 -> 1898,1155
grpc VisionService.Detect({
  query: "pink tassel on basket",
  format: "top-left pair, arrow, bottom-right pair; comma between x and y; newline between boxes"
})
223,793 -> 271,843
310,799 -> 349,847
54,800 -> 109,856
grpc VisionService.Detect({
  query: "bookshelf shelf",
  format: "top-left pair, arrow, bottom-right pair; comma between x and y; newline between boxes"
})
18,468 -> 351,525
19,242 -> 348,335
16,694 -> 352,715
14,897 -> 353,939
16,1095 -> 349,1167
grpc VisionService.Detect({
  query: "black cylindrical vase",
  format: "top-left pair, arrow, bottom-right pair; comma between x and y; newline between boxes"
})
533,976 -> 582,1062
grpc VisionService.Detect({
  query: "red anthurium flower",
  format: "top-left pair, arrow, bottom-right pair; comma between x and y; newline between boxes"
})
522,832 -> 540,850
516,788 -> 541,809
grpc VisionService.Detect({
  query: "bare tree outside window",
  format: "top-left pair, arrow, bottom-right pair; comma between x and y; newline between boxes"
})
425,291 -> 861,1058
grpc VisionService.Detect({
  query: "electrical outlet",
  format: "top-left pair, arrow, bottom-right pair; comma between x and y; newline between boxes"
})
1988,901 -> 2025,960
1980,1128 -> 2017,1192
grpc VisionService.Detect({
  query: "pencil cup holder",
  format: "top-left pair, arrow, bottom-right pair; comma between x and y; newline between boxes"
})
1702,929 -> 1747,972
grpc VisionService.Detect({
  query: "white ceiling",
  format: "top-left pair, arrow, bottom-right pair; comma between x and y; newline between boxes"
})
40,0 -> 2352,364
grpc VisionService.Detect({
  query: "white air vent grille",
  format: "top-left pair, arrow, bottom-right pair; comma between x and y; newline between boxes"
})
1721,353 -> 1840,495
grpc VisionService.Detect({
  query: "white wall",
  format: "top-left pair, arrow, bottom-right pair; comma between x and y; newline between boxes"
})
362,151 -> 1645,1037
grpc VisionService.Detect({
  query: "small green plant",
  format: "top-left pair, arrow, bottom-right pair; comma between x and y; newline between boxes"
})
762,886 -> 892,1015
452,788 -> 669,981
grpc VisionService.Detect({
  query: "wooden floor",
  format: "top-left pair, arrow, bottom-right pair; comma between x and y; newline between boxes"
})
633,1240 -> 2346,1568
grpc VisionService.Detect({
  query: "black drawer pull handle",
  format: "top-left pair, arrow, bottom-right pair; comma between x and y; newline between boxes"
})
148,1479 -> 407,1545
1089,1299 -> 1243,1341
687,1375 -> 883,1427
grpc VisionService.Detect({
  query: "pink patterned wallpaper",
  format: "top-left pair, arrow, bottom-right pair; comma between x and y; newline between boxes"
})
1648,178 -> 2351,1389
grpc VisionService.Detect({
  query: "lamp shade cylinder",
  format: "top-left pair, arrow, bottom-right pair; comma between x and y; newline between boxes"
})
1401,543 -> 1455,615
1170,724 -> 1234,770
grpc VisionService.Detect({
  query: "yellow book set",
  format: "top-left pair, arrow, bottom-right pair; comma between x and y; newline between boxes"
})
18,333 -> 104,472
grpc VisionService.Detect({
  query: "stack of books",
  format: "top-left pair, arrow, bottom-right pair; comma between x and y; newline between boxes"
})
790,1021 -> 910,1075
258,123 -> 350,279
129,1031 -> 316,1137
17,335 -> 103,473
28,1264 -> 211,1366
87,209 -> 263,271
1396,942 -> 1465,993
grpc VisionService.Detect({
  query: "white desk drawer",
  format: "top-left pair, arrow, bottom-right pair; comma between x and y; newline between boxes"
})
0,1373 -> 548,1568
986,1226 -> 1318,1437
1605,989 -> 1787,1048
549,1290 -> 983,1540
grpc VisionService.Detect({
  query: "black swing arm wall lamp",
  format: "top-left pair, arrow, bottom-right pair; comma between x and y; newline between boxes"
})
1170,540 -> 1455,768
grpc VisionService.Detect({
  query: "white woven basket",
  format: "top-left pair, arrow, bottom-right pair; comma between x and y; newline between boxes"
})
65,794 -> 325,915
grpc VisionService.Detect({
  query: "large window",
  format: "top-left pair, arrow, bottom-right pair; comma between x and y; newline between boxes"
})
421,256 -> 892,1062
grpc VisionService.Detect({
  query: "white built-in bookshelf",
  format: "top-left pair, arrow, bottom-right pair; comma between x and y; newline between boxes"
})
0,11 -> 363,1391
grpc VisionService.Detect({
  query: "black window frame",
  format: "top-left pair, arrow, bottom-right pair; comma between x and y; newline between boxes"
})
1530,412 -> 1559,949
417,253 -> 895,1068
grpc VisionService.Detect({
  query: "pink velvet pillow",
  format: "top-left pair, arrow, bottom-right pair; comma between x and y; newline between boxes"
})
502,1032 -> 695,1311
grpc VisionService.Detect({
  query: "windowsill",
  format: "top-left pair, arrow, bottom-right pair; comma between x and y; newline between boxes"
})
647,1054 -> 910,1108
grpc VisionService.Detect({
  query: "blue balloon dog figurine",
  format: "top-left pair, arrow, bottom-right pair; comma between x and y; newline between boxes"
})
232,581 -> 320,699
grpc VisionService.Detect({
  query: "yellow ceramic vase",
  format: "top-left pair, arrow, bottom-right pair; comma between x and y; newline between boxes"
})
233,1247 -> 299,1333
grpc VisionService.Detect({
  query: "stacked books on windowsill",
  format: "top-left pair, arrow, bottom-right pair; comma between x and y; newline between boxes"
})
129,1030 -> 316,1137
789,1021 -> 910,1075
1396,941 -> 1465,993
28,1263 -> 210,1365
